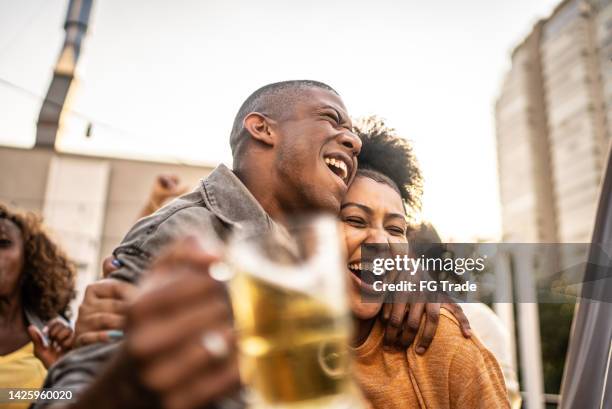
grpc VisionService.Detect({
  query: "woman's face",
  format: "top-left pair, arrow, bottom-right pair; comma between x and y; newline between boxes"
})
0,219 -> 24,299
340,176 -> 408,319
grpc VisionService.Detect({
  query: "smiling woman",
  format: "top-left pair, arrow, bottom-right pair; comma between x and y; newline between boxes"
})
341,117 -> 510,409
0,204 -> 76,408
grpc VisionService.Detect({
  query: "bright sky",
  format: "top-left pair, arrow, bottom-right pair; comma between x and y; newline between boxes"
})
0,0 -> 560,241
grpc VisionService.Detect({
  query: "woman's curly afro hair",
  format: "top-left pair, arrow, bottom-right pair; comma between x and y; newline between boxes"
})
353,116 -> 423,212
0,204 -> 75,320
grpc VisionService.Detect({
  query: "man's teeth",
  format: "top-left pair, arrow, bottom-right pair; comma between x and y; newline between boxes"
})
324,157 -> 348,180
349,263 -> 362,270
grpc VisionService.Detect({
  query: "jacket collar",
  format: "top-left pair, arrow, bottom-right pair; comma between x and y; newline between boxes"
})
200,164 -> 274,233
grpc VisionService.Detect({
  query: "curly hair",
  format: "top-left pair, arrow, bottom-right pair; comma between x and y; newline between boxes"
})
353,116 -> 423,212
0,204 -> 75,320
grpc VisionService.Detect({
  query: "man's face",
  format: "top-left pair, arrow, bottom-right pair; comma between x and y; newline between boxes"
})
273,88 -> 362,213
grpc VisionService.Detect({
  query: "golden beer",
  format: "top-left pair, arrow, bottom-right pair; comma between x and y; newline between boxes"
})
227,218 -> 363,408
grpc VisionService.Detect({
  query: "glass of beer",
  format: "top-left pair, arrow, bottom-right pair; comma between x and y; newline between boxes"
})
225,216 -> 364,409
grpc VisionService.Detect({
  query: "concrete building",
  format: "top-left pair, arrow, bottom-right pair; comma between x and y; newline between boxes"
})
0,145 -> 213,314
495,2 -> 612,406
495,23 -> 557,243
496,0 -> 612,243
596,0 -> 612,145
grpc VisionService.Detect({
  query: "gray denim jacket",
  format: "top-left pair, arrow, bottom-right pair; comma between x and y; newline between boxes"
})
111,163 -> 276,283
34,164 -> 275,409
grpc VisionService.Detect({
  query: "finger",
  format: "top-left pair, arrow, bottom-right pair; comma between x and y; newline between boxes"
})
51,339 -> 63,352
400,302 -> 425,348
28,325 -> 58,368
164,355 -> 241,409
381,266 -> 408,324
75,331 -> 111,347
59,332 -> 75,350
82,313 -> 127,332
387,271 -> 416,347
142,327 -> 236,392
381,302 -> 392,323
102,256 -> 119,278
46,320 -> 64,339
87,279 -> 136,301
129,296 -> 230,359
383,302 -> 408,348
444,303 -> 472,338
130,272 -> 223,320
51,326 -> 74,349
27,325 -> 48,350
415,303 -> 440,354
89,298 -> 131,315
47,319 -> 71,340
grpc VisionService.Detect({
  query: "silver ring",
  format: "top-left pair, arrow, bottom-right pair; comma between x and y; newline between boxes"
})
209,262 -> 235,282
202,331 -> 230,360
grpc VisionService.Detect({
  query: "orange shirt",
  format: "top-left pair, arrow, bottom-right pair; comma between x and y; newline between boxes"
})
353,308 -> 510,409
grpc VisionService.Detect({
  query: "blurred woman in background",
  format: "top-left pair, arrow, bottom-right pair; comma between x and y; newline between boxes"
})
0,204 -> 75,408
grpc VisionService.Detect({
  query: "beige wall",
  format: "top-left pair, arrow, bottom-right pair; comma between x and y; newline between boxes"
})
99,156 -> 212,271
0,147 -> 53,215
0,146 -> 213,280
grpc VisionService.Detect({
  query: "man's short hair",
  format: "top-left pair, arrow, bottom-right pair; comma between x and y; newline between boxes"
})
230,80 -> 338,159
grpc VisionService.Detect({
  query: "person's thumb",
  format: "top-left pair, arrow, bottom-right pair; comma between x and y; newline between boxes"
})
28,325 -> 58,369
28,325 -> 46,347
102,255 -> 119,278
28,325 -> 50,356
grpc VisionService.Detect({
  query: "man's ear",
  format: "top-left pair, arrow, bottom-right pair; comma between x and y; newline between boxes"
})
243,112 -> 276,147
